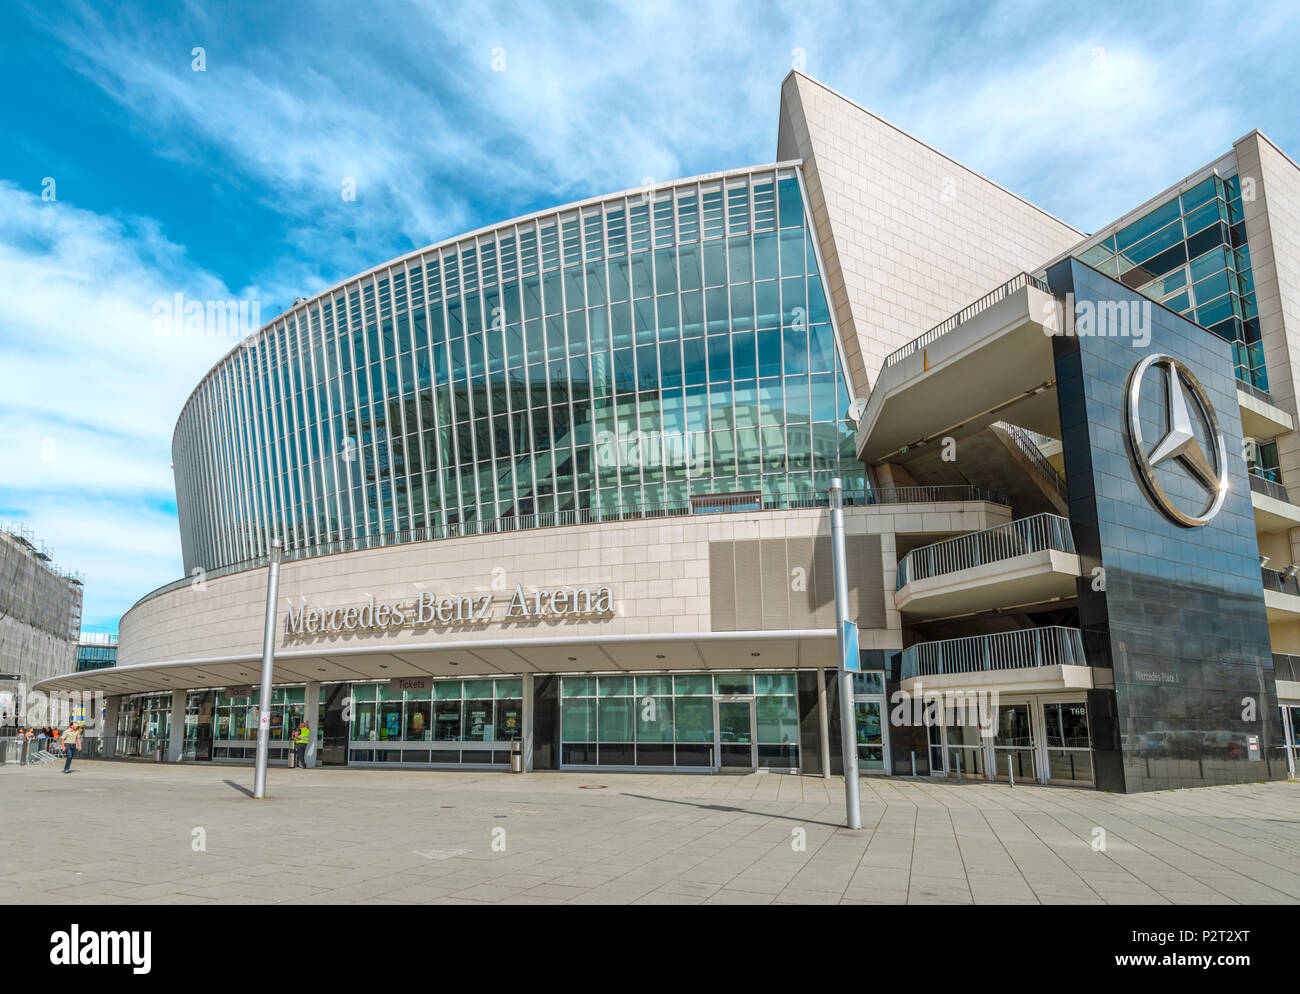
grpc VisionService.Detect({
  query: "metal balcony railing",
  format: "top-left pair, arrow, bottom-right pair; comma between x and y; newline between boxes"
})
993,422 -> 1069,502
1249,471 -> 1290,503
896,512 -> 1076,589
1262,566 -> 1300,597
1237,378 -> 1274,405
1273,653 -> 1300,682
135,485 -> 1010,606
882,272 -> 1053,368
902,625 -> 1086,679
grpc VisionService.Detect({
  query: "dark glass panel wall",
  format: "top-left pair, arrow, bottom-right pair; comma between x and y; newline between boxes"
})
1048,258 -> 1285,791
173,166 -> 862,573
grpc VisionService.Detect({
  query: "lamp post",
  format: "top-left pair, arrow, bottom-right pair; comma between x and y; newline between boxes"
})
829,478 -> 862,829
252,539 -> 283,799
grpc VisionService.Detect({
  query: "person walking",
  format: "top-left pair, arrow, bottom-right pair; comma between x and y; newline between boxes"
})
61,721 -> 83,773
293,720 -> 310,770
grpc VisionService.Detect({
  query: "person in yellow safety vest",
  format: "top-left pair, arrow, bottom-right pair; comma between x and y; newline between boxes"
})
293,721 -> 311,769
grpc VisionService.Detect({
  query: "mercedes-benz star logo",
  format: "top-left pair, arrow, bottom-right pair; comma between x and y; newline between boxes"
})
1124,354 -> 1228,527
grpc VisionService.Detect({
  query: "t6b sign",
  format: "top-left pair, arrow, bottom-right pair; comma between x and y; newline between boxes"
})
285,584 -> 615,638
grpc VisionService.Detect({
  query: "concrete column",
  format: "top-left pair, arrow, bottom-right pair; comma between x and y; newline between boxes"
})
817,667 -> 831,779
303,681 -> 321,768
521,673 -> 534,772
102,695 -> 119,759
167,691 -> 185,762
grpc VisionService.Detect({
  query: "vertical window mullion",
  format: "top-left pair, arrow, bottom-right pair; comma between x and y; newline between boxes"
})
291,310 -> 323,547
341,285 -> 371,538
419,253 -> 448,534
403,259 -> 431,533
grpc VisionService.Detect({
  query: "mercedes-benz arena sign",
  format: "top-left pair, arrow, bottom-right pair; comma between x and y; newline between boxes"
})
285,585 -> 616,638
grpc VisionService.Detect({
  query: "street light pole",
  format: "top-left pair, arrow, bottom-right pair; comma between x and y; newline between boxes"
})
830,478 -> 862,829
253,539 -> 283,799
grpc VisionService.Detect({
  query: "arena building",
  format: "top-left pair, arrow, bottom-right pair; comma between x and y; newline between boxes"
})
38,72 -> 1300,791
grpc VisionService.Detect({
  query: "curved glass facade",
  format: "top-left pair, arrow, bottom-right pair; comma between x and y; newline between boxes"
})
174,165 -> 863,572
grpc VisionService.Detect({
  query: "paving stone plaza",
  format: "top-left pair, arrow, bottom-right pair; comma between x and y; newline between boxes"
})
4,760 -> 1297,905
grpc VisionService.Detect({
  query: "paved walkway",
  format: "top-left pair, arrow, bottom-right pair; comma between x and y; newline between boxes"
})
2,760 -> 1297,904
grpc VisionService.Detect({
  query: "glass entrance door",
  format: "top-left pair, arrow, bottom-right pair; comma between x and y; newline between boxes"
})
1042,700 -> 1093,784
1283,706 -> 1300,777
855,701 -> 885,771
320,683 -> 349,766
993,702 -> 1037,782
943,713 -> 987,779
851,673 -> 890,775
715,698 -> 755,771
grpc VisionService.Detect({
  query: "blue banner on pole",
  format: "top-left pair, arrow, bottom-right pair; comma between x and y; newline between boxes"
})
841,620 -> 860,672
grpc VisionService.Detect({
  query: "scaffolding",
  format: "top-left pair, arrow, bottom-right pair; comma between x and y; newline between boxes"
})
0,525 -> 83,641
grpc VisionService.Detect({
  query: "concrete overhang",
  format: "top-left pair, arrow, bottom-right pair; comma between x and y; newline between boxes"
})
857,285 -> 1061,465
901,663 -> 1098,696
1252,489 -> 1300,532
894,549 -> 1081,620
1238,389 -> 1295,440
35,631 -> 846,696
1264,590 -> 1300,623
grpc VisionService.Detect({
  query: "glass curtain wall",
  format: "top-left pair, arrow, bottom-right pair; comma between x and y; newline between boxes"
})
113,693 -> 172,757
559,672 -> 800,769
348,678 -> 522,765
174,167 -> 862,573
1076,174 -> 1264,391
212,687 -> 303,759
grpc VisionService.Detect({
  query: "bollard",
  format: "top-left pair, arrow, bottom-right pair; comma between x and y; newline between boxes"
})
911,751 -> 917,777
955,750 -> 962,783
1007,753 -> 1014,787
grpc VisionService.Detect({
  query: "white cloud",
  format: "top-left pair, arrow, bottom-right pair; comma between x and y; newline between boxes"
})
7,0 -> 1300,637
0,182 -> 246,627
36,0 -> 1300,260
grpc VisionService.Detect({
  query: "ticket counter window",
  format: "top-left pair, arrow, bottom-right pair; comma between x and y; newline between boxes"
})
407,700 -> 431,741
434,698 -> 462,742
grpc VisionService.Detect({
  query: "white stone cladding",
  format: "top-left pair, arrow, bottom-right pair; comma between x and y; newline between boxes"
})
116,503 -> 1008,673
776,71 -> 1083,395
1237,134 -> 1300,499
1236,132 -> 1300,653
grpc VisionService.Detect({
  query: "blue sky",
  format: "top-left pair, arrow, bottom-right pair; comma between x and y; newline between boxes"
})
2,0 -> 1298,633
